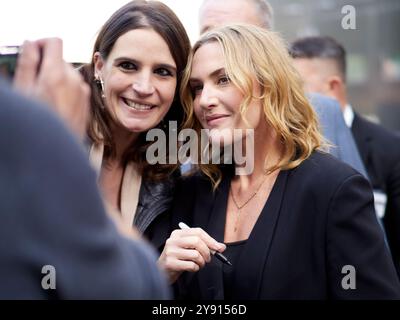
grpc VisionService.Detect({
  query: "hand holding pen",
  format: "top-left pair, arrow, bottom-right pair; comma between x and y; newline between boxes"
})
179,222 -> 232,266
158,222 -> 230,284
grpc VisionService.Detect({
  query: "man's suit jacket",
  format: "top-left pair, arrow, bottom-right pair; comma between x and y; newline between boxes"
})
351,112 -> 400,276
308,94 -> 367,178
172,152 -> 400,299
0,83 -> 170,299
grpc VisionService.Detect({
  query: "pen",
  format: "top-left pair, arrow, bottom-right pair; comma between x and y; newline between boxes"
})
178,222 -> 233,266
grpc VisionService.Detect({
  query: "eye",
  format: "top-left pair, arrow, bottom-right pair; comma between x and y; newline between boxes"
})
155,68 -> 173,77
118,61 -> 137,71
217,75 -> 230,85
190,84 -> 203,97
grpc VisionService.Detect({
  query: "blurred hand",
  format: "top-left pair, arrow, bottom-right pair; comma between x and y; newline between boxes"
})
13,38 -> 90,140
158,227 -> 226,284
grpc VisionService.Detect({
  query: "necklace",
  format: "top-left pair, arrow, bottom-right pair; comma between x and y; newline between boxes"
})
229,173 -> 269,232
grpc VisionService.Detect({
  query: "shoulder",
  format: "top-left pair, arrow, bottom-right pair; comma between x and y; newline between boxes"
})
1,83 -> 59,131
307,93 -> 341,116
0,83 -> 84,158
295,150 -> 362,178
0,84 -> 101,224
289,151 -> 368,195
354,114 -> 400,146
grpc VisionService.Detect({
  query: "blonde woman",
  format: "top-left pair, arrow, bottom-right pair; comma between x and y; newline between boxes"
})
158,24 -> 400,299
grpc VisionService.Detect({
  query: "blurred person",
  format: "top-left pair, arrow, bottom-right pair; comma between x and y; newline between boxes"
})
0,47 -> 170,298
158,24 -> 400,299
197,0 -> 367,178
14,0 -> 191,251
290,35 -> 400,276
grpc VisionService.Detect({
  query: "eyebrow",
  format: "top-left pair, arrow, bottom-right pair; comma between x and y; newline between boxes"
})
190,67 -> 226,83
200,25 -> 210,34
114,57 -> 177,72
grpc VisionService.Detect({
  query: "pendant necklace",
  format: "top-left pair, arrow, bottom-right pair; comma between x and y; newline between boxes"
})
229,173 -> 269,232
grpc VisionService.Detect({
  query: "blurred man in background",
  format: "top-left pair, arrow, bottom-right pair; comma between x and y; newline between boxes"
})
290,35 -> 400,277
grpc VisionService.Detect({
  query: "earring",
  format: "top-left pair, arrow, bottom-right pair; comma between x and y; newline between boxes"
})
94,75 -> 105,99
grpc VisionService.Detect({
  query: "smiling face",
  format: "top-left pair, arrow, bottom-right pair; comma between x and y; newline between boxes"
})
94,28 -> 177,133
189,41 -> 266,146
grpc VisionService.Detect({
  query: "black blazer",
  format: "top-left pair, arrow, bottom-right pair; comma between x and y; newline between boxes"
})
171,152 -> 400,299
351,113 -> 400,275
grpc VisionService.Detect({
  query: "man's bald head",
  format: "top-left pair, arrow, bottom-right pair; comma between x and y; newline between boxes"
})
199,0 -> 273,34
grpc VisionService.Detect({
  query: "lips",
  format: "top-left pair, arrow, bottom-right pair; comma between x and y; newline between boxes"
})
205,114 -> 230,126
122,97 -> 156,111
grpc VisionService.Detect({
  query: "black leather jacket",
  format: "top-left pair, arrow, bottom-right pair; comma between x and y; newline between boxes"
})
134,174 -> 177,251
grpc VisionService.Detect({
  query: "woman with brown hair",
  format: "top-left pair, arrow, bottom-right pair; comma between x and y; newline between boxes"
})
75,1 -> 191,249
159,24 -> 400,299
12,1 -> 191,250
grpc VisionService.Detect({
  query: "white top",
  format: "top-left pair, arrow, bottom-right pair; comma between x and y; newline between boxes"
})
343,104 -> 355,128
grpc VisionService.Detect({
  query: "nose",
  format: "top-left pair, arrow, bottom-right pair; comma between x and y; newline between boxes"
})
198,84 -> 218,110
132,72 -> 155,96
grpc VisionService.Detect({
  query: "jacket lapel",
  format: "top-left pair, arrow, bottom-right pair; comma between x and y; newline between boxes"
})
120,162 -> 141,228
352,114 -> 382,186
352,114 -> 372,166
232,170 -> 289,299
195,175 -> 231,299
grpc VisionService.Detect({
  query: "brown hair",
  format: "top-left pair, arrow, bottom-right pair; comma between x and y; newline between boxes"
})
80,0 -> 190,181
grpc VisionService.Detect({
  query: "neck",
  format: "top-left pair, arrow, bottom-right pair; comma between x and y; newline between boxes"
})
335,88 -> 348,112
234,124 -> 282,188
109,123 -> 139,164
338,98 -> 348,112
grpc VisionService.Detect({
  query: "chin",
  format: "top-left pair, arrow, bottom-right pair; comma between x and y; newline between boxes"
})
208,130 -> 234,147
123,121 -> 158,133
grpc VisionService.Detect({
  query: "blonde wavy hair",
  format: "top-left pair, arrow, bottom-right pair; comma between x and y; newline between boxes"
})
180,24 -> 324,188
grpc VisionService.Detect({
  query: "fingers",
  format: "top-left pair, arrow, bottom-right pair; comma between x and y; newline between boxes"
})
34,38 -> 67,99
37,37 -> 63,68
166,235 -> 211,265
159,235 -> 208,284
159,227 -> 226,281
12,37 -> 90,140
163,246 -> 206,271
62,65 -> 90,138
173,227 -> 226,253
13,40 -> 41,93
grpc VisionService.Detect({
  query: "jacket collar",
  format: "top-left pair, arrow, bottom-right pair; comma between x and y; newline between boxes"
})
88,141 -> 174,236
351,114 -> 383,188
